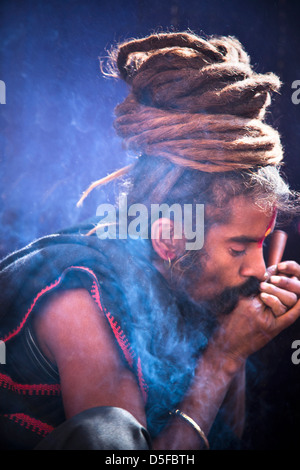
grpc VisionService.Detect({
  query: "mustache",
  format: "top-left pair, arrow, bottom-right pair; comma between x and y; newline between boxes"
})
234,275 -> 261,298
206,276 -> 261,316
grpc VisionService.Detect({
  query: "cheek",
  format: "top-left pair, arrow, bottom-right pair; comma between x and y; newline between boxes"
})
203,249 -> 232,275
191,261 -> 228,299
203,254 -> 243,288
185,246 -> 242,300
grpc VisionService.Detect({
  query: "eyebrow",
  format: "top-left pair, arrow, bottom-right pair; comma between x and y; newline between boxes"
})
227,236 -> 262,244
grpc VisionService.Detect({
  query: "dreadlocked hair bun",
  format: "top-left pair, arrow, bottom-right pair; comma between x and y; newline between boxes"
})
108,31 -> 283,173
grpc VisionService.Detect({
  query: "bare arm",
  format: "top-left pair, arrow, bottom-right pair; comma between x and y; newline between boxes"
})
153,275 -> 300,449
33,262 -> 300,450
33,288 -> 147,427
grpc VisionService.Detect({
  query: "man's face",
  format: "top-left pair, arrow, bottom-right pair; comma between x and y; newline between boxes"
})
178,195 -> 275,305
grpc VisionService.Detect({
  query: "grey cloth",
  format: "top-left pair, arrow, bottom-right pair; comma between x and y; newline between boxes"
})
35,406 -> 152,450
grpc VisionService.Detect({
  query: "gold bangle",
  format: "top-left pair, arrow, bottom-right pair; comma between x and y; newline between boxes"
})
170,409 -> 210,450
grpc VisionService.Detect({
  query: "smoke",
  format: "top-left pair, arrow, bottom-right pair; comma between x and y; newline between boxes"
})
108,236 -> 262,441
140,273 -> 260,440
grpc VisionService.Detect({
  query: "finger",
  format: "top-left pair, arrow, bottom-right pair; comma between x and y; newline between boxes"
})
260,281 -> 298,308
277,261 -> 300,278
267,265 -> 278,276
260,292 -> 287,317
276,298 -> 300,331
270,275 -> 300,296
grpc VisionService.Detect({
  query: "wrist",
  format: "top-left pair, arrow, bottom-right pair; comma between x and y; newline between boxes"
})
202,341 -> 245,377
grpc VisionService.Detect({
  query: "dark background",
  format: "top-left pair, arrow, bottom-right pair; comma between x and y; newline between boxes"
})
1,0 -> 300,449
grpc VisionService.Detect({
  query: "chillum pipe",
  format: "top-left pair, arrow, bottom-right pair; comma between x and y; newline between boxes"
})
267,230 -> 288,267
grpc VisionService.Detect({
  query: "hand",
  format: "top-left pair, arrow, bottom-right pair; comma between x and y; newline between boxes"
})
260,260 -> 300,317
210,283 -> 300,366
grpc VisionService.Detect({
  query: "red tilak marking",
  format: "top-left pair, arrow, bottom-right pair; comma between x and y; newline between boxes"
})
2,413 -> 54,436
258,209 -> 277,248
0,372 -> 61,396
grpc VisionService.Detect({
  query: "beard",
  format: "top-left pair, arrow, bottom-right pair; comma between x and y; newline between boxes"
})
168,248 -> 262,351
203,275 -> 261,316
172,247 -> 261,316
175,275 -> 260,322
173,275 -> 261,355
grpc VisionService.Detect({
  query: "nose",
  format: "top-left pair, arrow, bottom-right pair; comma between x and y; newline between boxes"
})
240,246 -> 267,282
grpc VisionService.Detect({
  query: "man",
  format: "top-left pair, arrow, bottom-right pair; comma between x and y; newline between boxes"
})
0,31 -> 300,450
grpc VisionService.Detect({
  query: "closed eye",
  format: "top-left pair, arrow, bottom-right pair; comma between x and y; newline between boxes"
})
229,248 -> 247,257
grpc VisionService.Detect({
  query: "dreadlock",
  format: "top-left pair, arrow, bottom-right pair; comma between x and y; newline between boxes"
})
78,31 -> 299,227
111,32 -> 283,171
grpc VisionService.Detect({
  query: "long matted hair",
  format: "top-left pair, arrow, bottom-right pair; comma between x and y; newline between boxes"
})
79,31 -> 299,229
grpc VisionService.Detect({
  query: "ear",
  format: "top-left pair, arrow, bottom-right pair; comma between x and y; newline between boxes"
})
151,218 -> 186,261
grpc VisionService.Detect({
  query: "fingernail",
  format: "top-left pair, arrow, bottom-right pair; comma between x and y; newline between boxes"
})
270,275 -> 281,284
260,292 -> 270,300
260,282 -> 268,290
268,265 -> 277,274
278,262 -> 287,270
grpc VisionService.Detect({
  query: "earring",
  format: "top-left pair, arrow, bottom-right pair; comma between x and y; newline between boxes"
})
164,256 -> 172,269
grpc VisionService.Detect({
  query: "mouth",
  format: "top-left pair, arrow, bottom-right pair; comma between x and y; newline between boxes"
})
236,276 -> 261,298
206,276 -> 261,316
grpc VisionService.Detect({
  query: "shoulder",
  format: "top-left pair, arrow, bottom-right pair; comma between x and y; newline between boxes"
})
33,288 -> 131,377
33,288 -> 111,364
32,288 -> 146,425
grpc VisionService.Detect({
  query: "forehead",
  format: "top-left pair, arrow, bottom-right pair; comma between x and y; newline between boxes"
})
208,196 -> 275,241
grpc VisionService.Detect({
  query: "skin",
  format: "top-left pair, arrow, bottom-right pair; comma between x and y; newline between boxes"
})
33,195 -> 300,449
152,196 -> 273,301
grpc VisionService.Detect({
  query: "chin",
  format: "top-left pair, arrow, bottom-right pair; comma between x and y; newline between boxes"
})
192,285 -> 224,303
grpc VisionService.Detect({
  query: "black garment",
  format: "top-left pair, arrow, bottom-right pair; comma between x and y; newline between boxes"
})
0,321 -> 63,449
35,407 -> 151,450
0,224 -> 235,449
